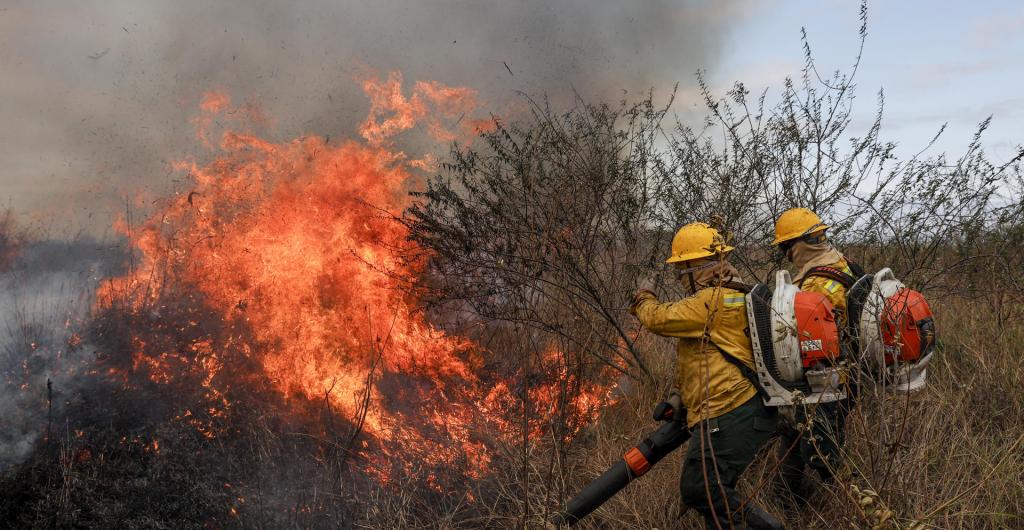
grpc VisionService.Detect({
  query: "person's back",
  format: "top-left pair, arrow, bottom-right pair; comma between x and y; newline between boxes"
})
772,207 -> 859,499
631,222 -> 784,529
792,243 -> 858,326
633,282 -> 757,426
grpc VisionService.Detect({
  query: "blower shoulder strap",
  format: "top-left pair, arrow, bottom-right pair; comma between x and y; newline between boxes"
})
847,260 -> 866,278
713,342 -> 766,399
801,266 -> 858,290
705,283 -> 766,398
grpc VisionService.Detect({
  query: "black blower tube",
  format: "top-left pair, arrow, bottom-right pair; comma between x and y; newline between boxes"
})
551,404 -> 690,526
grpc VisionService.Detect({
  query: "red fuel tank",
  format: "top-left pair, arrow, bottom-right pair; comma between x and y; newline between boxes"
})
794,291 -> 841,368
881,288 -> 935,364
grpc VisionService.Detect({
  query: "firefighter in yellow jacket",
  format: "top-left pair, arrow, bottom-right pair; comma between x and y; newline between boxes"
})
772,207 -> 862,500
631,223 -> 784,529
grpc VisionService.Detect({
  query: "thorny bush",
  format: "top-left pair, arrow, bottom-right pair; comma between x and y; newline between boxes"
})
3,3 -> 1024,527
406,6 -> 1024,528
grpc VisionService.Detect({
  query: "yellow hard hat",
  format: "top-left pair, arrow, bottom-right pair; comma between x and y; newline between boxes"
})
666,222 -> 734,264
772,207 -> 829,246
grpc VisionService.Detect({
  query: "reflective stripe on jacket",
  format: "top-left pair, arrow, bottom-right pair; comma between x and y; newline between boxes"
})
632,286 -> 758,428
800,258 -> 853,324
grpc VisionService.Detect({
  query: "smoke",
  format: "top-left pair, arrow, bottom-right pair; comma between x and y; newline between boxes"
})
0,0 -> 754,234
0,238 -> 122,470
0,0 -> 755,507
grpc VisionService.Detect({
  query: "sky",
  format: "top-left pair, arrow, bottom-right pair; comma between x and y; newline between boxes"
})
713,0 -> 1023,161
1,0 -> 1021,236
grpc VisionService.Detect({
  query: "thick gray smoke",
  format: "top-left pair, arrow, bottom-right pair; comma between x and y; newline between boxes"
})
0,0 -> 747,468
0,0 -> 751,234
0,239 -> 122,470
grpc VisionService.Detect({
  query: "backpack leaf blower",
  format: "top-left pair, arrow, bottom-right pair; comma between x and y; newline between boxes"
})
847,267 -> 936,392
745,270 -> 848,406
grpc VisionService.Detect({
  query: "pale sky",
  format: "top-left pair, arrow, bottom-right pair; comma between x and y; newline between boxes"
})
1,0 -> 1020,235
717,1 -> 1022,160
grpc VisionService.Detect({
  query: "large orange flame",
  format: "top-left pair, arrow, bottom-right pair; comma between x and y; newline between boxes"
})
96,73 -> 613,483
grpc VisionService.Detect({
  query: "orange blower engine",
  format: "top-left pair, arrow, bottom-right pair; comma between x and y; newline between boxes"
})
746,270 -> 848,406
847,268 -> 936,392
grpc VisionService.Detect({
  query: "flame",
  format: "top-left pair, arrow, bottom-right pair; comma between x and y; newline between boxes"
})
94,73 -> 614,484
359,71 -> 483,147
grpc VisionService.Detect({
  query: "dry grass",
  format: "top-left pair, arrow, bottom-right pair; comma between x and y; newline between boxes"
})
338,290 -> 1024,529
356,293 -> 1022,529
539,295 -> 1024,530
2,221 -> 1021,530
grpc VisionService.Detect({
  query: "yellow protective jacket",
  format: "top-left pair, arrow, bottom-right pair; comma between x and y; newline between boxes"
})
799,258 -> 854,325
632,286 -> 758,428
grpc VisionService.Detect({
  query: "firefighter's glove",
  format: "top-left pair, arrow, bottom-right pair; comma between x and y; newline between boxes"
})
666,388 -> 684,423
629,289 -> 656,316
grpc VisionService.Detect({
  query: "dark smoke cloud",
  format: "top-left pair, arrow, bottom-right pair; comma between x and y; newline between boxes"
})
0,238 -> 122,470
0,0 -> 754,234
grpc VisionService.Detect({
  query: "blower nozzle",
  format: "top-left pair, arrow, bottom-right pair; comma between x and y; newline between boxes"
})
550,402 -> 689,526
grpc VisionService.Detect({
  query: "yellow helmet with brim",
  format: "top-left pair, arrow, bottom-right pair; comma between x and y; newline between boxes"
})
666,222 -> 734,264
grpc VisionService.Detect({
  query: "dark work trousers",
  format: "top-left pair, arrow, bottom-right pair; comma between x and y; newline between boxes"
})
679,395 -> 778,528
777,397 -> 851,499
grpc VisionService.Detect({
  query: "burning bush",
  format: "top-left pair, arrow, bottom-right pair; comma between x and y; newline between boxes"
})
3,9 -> 1024,528
0,76 -> 618,528
402,11 -> 1024,527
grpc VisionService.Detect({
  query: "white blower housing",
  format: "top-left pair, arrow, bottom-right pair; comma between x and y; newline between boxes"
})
746,270 -> 848,407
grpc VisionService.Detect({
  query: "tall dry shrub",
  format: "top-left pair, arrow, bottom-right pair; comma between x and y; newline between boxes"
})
407,95 -> 672,385
408,1 -> 1024,527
